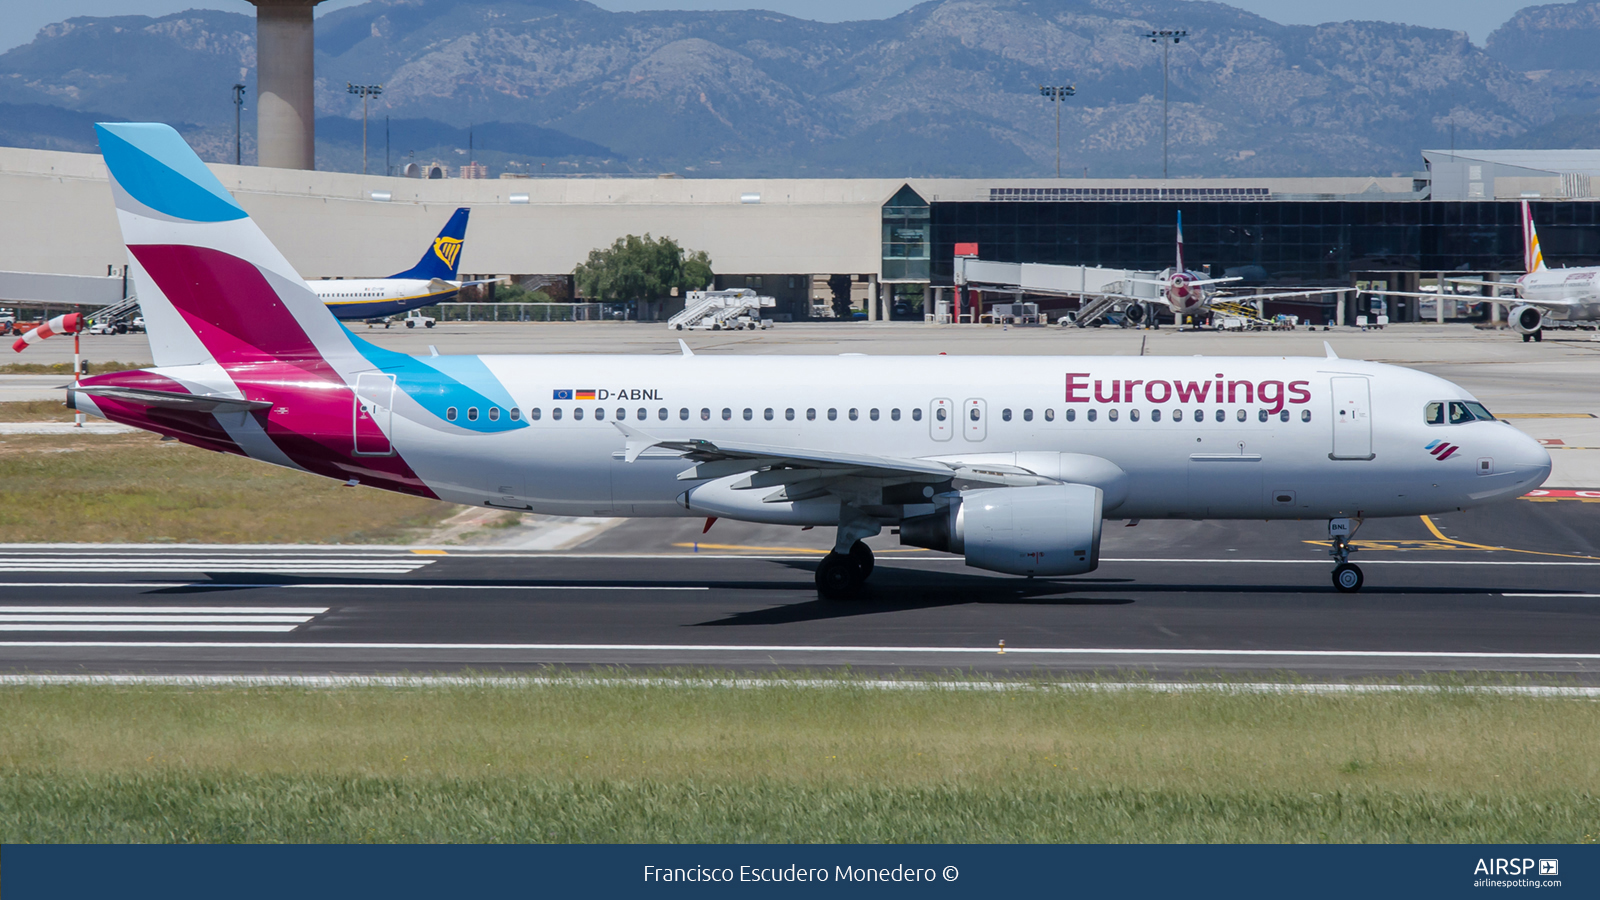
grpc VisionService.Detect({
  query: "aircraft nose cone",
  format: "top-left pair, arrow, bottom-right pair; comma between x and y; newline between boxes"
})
1507,428 -> 1553,491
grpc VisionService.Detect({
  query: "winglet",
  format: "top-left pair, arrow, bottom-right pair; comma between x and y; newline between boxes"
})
613,421 -> 663,463
1324,341 -> 1338,360
678,339 -> 694,357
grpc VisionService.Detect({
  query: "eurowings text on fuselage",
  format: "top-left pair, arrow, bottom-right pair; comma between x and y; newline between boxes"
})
69,123 -> 1552,597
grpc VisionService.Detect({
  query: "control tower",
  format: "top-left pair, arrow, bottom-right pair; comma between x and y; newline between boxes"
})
248,0 -> 327,170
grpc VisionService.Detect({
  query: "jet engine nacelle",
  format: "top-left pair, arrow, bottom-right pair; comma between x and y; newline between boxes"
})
1510,305 -> 1544,335
899,483 -> 1103,576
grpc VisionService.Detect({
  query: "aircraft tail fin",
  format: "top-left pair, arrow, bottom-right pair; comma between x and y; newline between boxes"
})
1523,199 -> 1547,274
95,122 -> 357,371
389,207 -> 470,280
1175,209 -> 1185,273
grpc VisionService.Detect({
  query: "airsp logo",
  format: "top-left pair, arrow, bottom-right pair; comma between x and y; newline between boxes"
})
433,236 -> 463,269
1540,860 -> 1559,876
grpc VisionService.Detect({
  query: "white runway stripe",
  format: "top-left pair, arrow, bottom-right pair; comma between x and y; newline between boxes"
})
0,606 -> 328,614
0,625 -> 304,632
0,615 -> 315,624
0,566 -> 425,573
0,583 -> 706,591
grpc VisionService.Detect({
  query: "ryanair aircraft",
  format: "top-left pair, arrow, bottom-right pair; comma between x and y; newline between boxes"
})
305,207 -> 489,320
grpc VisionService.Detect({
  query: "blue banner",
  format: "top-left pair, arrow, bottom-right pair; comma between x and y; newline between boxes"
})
3,844 -> 1593,898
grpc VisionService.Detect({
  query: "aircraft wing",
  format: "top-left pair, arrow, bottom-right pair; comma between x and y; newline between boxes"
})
1215,287 -> 1353,302
1358,288 -> 1582,311
1125,276 -> 1243,288
430,277 -> 500,292
71,385 -> 272,413
613,422 -> 1050,489
1357,288 -> 1476,300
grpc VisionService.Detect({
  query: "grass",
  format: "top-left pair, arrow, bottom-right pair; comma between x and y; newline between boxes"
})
0,431 -> 455,543
0,399 -> 77,422
0,361 -> 144,376
1,678 -> 1597,842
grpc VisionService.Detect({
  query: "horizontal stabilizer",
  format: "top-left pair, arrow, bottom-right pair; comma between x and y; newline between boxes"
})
70,385 -> 272,413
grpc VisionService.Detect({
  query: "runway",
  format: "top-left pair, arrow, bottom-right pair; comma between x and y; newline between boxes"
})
1,496 -> 1597,678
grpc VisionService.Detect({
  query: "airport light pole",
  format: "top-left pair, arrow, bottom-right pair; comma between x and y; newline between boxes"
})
231,83 -> 246,165
1144,29 -> 1188,179
346,83 -> 383,175
1038,84 -> 1075,178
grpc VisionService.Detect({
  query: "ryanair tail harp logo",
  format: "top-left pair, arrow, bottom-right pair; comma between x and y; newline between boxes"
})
433,236 -> 463,269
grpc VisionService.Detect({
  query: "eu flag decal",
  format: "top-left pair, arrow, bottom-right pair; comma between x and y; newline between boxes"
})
552,389 -> 573,400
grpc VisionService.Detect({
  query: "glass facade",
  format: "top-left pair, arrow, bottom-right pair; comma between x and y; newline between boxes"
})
926,200 -> 1600,286
882,184 -> 931,281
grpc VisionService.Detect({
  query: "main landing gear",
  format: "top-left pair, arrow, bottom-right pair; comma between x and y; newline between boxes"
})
815,541 -> 875,600
1328,517 -> 1364,593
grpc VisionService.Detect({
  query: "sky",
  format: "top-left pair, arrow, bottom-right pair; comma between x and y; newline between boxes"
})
0,0 -> 1561,55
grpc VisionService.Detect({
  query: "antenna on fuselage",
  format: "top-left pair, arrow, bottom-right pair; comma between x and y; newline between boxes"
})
678,339 -> 694,357
1324,341 -> 1338,360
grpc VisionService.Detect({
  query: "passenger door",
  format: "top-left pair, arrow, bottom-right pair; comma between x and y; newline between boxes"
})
930,398 -> 953,441
963,398 -> 987,441
1330,376 -> 1373,460
353,372 -> 395,456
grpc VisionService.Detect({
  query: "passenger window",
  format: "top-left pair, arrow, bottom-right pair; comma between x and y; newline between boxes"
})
1108,409 -> 1119,422
1044,408 -> 1055,422
828,408 -> 838,421
1066,408 -> 1076,422
446,407 -> 458,421
679,408 -> 689,420
637,408 -> 646,420
870,408 -> 880,421
1132,409 -> 1141,422
1235,409 -> 1246,422
594,408 -> 605,420
1001,409 -> 1012,422
530,408 -> 540,421
912,408 -> 922,421
1279,410 -> 1289,422
1301,410 -> 1311,422
1215,409 -> 1226,423
488,407 -> 500,421
1257,409 -> 1268,423
1087,409 -> 1097,422
722,408 -> 732,420
701,408 -> 710,420
553,408 -> 563,420
891,408 -> 901,421
785,408 -> 795,421
849,408 -> 859,421
510,408 -> 521,421
1172,408 -> 1182,422
1151,409 -> 1160,422
1023,409 -> 1033,422
467,407 -> 480,421
935,408 -> 946,421
1425,402 -> 1444,425
573,408 -> 583,421
742,408 -> 752,421
764,408 -> 773,421
657,408 -> 667,421
807,408 -> 817,421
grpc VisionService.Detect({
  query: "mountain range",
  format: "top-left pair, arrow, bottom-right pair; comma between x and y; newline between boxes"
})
0,0 -> 1596,178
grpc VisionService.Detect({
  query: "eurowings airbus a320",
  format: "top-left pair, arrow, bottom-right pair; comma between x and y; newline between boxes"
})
70,124 -> 1552,597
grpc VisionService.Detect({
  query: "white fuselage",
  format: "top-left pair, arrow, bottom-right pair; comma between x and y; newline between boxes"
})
305,278 -> 455,319
377,354 -> 1550,523
1517,269 -> 1600,321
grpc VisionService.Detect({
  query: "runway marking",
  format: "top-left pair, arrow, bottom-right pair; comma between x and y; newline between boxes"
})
0,583 -> 707,591
2,674 -> 1597,698
0,625 -> 303,633
3,642 -> 1600,660
1502,593 -> 1600,598
1420,515 -> 1600,561
0,615 -> 314,624
0,606 -> 327,614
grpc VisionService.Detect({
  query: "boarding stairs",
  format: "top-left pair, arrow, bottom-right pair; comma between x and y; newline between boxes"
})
1068,293 -> 1123,327
669,289 -> 775,331
87,295 -> 141,329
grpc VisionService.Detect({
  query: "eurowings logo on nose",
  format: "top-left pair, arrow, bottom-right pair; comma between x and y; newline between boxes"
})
433,236 -> 463,268
1425,440 -> 1461,461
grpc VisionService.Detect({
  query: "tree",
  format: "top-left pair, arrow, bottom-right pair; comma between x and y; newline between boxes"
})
573,234 -> 713,316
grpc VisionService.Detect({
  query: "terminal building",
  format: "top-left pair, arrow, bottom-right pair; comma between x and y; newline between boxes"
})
5,144 -> 1600,324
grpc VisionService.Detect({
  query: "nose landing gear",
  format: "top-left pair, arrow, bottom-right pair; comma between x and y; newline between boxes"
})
1328,517 -> 1364,593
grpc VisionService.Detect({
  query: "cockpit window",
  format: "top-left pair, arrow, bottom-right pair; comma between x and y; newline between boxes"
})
1431,400 -> 1496,424
1463,401 -> 1495,422
1424,402 -> 1444,425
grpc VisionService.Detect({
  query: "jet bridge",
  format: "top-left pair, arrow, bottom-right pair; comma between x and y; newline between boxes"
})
953,257 -> 1161,326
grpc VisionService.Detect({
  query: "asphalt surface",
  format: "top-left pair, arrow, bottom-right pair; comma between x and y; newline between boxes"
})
3,496 -> 1597,679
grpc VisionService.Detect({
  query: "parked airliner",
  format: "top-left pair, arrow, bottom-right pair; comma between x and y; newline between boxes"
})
303,207 -> 491,321
70,124 -> 1551,597
1361,200 -> 1600,342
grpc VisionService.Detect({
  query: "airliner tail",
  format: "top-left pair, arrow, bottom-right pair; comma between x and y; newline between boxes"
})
1523,199 -> 1547,275
389,207 -> 470,280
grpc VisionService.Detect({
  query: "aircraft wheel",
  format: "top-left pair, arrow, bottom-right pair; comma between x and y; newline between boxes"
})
848,540 -> 875,580
1523,333 -> 1531,343
816,552 -> 864,600
1535,329 -> 1543,342
1332,563 -> 1364,593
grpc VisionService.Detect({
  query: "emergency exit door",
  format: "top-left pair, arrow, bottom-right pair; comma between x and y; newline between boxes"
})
963,398 -> 987,441
1330,376 -> 1373,460
353,372 -> 395,456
